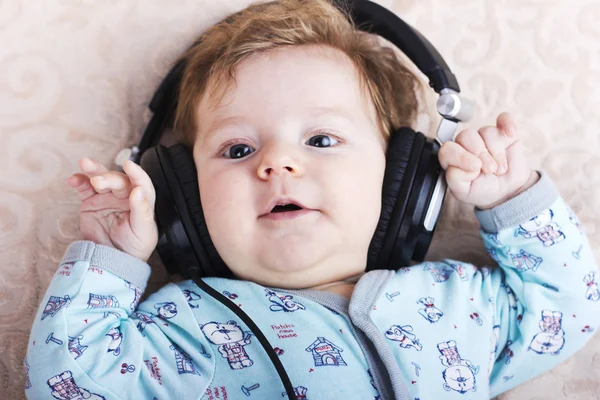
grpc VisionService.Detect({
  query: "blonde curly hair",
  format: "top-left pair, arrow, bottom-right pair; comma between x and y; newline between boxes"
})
173,0 -> 423,148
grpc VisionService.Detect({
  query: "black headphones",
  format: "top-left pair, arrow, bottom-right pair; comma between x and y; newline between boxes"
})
114,1 -> 474,397
118,0 -> 475,280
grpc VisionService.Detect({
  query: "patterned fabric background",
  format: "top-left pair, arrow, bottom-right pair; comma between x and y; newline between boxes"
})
1,0 -> 599,399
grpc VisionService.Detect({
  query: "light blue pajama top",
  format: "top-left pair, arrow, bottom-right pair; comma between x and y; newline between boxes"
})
25,172 -> 600,399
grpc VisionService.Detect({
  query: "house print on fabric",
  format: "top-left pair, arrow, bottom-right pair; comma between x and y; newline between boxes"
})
169,343 -> 201,375
41,295 -> 71,320
305,337 -> 347,367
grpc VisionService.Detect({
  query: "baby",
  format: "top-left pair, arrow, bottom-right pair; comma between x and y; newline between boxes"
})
25,0 -> 600,399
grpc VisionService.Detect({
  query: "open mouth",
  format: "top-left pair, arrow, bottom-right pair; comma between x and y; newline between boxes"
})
262,202 -> 314,221
271,204 -> 303,213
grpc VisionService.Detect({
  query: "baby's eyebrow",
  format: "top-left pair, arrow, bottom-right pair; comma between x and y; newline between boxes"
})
305,105 -> 355,120
203,105 -> 357,143
206,116 -> 248,138
201,116 -> 250,146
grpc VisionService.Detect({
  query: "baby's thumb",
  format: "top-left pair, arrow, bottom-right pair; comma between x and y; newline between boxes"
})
129,186 -> 155,236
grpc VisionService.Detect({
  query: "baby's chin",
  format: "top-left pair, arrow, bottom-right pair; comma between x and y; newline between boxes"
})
231,258 -> 365,290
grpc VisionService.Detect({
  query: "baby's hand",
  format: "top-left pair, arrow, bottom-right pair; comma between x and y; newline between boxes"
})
66,158 -> 159,262
438,112 -> 535,209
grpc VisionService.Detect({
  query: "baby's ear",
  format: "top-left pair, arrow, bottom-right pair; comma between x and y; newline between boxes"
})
227,320 -> 237,326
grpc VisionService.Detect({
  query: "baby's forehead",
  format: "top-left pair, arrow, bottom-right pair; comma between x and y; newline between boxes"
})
190,45 -> 383,147
199,46 -> 368,109
196,81 -> 374,134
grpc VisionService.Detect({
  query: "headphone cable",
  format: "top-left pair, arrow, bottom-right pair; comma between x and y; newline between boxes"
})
189,270 -> 298,400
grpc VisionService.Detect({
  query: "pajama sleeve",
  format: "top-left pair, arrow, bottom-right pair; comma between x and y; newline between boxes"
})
24,240 -> 211,399
471,171 -> 600,397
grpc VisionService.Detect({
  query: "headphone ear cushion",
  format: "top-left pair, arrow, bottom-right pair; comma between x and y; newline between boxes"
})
367,127 -> 423,271
161,143 -> 233,278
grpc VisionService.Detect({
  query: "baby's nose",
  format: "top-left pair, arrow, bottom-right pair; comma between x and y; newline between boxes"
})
257,143 -> 304,179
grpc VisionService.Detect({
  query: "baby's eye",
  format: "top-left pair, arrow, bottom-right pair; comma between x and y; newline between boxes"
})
223,143 -> 255,159
306,134 -> 339,148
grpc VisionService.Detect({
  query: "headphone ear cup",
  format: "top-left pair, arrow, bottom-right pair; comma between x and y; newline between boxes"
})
141,144 -> 232,279
164,144 -> 231,278
367,127 -> 425,271
139,145 -> 180,275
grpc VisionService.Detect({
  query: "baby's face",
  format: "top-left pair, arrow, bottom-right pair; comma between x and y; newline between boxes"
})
192,45 -> 386,289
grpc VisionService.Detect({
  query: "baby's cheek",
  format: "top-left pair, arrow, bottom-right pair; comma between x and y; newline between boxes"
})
329,188 -> 381,254
201,195 -> 250,273
200,172 -> 254,242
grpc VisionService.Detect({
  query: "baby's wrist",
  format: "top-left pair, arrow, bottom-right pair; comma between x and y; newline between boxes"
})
478,170 -> 540,210
112,244 -> 153,263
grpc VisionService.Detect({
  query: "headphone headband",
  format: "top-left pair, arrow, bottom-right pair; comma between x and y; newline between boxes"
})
124,0 -> 469,166
348,0 -> 459,93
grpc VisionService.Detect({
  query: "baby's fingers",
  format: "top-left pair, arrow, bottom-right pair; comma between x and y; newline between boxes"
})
89,172 -> 133,199
478,126 -> 509,175
79,157 -> 109,176
122,160 -> 156,208
66,173 -> 97,201
496,112 -> 518,136
454,128 -> 498,175
128,186 -> 156,243
438,141 -> 482,172
68,158 -> 115,200
445,166 -> 479,198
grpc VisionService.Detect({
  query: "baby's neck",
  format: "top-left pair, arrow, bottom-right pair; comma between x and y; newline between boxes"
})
319,281 -> 356,299
311,274 -> 363,300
